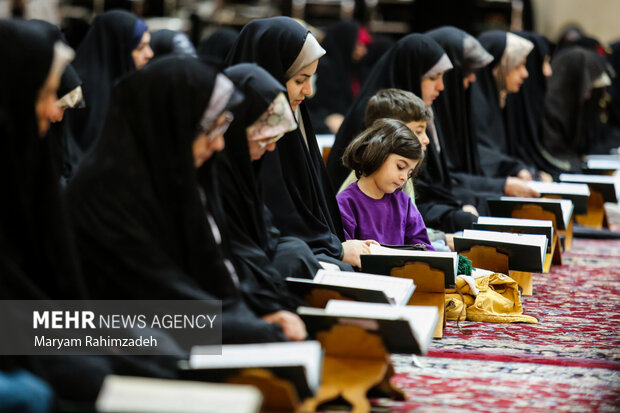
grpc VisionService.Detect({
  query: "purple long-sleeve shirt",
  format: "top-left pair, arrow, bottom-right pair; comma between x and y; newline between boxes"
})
337,182 -> 434,250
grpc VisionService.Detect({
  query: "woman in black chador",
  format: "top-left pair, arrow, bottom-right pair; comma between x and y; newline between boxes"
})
226,17 -> 373,270
69,9 -> 153,152
540,47 -> 612,171
67,56 -> 303,343
217,63 -> 322,315
504,31 -> 565,178
470,30 -> 543,180
0,18 -> 123,405
427,27 -> 539,200
28,19 -> 85,184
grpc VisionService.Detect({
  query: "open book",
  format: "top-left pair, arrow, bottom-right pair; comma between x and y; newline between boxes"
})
184,341 -> 323,399
96,375 -> 262,413
488,197 -> 574,230
559,173 -> 619,203
361,244 -> 458,288
474,216 -> 554,253
298,300 -> 438,355
454,229 -> 548,273
585,158 -> 620,171
526,181 -> 590,214
287,269 -> 415,306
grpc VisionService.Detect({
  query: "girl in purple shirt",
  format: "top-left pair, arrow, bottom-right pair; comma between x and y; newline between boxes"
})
337,118 -> 434,250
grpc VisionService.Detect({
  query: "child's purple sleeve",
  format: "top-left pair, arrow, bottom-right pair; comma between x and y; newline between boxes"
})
405,201 -> 435,251
336,193 -> 356,241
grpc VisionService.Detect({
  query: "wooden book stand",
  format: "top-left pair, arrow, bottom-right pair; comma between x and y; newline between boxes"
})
575,190 -> 610,229
227,368 -> 301,413
511,204 -> 562,270
389,262 -> 446,339
302,325 -> 405,413
302,289 -> 351,309
539,195 -> 574,251
459,245 -> 533,296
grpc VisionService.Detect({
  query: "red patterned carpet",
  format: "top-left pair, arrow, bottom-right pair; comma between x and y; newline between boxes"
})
379,233 -> 620,412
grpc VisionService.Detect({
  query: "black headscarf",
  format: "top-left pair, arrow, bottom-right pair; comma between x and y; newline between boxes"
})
226,17 -> 345,259
69,9 -> 146,152
0,19 -> 84,302
216,63 -> 311,314
307,21 -> 359,133
541,47 -> 611,171
470,30 -> 531,178
28,19 -> 84,183
504,31 -> 565,177
328,33 -> 449,188
151,29 -> 196,58
197,27 -> 239,66
66,56 -> 285,343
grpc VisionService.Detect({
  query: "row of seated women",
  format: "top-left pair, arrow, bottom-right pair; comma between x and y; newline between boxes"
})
1,12 -> 618,409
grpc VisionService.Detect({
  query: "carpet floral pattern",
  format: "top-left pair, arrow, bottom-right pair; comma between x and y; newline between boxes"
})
378,235 -> 620,412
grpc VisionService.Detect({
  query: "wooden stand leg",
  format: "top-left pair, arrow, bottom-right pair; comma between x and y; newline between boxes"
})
560,218 -> 574,251
575,190 -> 609,229
302,325 -> 404,412
227,369 -> 301,413
390,262 -> 446,339
509,271 -> 533,296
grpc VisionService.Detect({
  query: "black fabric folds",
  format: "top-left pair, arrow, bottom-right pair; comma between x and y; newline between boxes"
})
470,31 -> 529,178
66,56 -> 285,343
307,21 -> 359,133
541,47 -> 611,171
226,17 -> 345,259
197,27 -> 239,66
217,63 -> 319,314
151,29 -> 196,58
69,10 -> 141,152
426,26 -> 506,195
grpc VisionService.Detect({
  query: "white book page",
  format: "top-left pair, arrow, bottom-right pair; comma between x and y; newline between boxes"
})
586,159 -> 620,169
312,270 -> 414,305
368,244 -> 455,259
498,197 -> 573,226
461,230 -> 547,263
96,375 -> 262,413
527,181 -> 590,196
323,300 -> 438,353
189,341 -> 322,392
476,216 -> 553,228
559,173 -> 618,184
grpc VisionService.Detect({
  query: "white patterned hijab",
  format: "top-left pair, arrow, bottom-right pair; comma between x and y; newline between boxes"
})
246,92 -> 297,141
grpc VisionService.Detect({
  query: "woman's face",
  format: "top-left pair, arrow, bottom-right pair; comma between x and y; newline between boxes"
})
505,59 -> 529,93
542,55 -> 552,77
132,31 -> 154,70
285,59 -> 319,111
247,135 -> 278,161
192,112 -> 231,167
421,71 -> 445,105
35,71 -> 62,137
463,72 -> 477,90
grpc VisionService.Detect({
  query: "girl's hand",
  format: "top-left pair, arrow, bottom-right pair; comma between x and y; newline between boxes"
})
538,171 -> 553,182
341,239 -> 377,268
262,310 -> 307,341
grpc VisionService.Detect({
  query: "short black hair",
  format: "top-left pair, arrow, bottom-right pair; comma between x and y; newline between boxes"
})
343,118 -> 424,179
364,88 -> 432,127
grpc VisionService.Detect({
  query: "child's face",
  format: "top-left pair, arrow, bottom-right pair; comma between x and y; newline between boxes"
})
405,120 -> 429,151
369,153 -> 419,195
